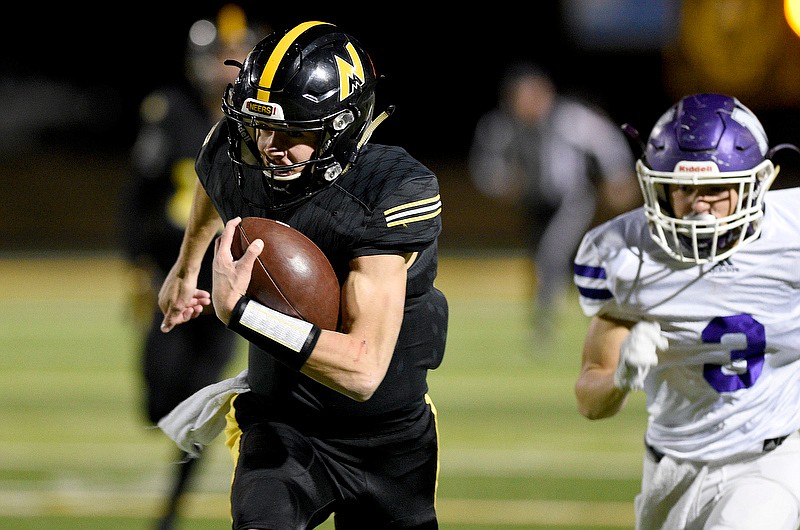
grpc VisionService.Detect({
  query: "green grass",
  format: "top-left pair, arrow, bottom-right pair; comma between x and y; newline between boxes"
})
0,253 -> 647,529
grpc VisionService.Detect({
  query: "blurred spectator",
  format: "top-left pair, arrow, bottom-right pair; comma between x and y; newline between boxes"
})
468,61 -> 639,342
118,5 -> 263,529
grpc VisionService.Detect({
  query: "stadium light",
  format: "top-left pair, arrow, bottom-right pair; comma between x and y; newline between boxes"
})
786,0 -> 800,38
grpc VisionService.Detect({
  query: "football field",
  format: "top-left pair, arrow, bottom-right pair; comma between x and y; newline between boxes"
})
0,252 -> 647,529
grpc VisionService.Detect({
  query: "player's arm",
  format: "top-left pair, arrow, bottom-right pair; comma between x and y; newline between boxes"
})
584,110 -> 640,217
158,181 -> 222,332
575,314 -> 634,419
212,217 -> 407,402
300,251 -> 407,401
599,174 -> 640,217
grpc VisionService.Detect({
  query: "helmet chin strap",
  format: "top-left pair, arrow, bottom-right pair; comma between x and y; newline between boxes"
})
236,122 -> 263,165
357,105 -> 395,149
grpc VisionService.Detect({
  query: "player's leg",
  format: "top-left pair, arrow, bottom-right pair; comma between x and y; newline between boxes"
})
703,433 -> 800,530
144,315 -> 236,530
154,451 -> 199,530
534,189 -> 595,305
531,191 -> 594,342
703,478 -> 798,530
142,311 -> 198,422
331,398 -> 440,529
227,400 -> 338,529
634,451 -> 703,530
521,204 -> 558,341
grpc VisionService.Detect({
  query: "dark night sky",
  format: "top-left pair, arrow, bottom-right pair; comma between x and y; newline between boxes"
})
4,1 -> 800,251
0,2 -> 672,161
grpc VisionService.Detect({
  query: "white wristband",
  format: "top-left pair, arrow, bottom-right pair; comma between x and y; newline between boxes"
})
228,297 -> 321,370
239,299 -> 316,352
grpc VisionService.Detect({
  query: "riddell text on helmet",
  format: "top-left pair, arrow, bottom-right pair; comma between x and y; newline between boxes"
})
675,162 -> 717,173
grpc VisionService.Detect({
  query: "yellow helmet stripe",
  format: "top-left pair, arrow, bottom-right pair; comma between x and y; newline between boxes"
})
257,21 -> 333,102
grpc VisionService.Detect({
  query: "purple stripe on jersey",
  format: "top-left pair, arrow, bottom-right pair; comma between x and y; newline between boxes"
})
577,286 -> 612,300
574,263 -> 607,279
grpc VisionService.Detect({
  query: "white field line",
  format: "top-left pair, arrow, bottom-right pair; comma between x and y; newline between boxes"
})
440,448 -> 643,478
0,490 -> 634,527
0,442 -> 643,480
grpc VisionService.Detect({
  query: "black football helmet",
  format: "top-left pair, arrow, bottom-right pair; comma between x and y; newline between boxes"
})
222,21 -> 387,209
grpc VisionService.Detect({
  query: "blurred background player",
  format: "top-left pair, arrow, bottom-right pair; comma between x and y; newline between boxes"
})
118,5 -> 262,529
468,61 -> 639,343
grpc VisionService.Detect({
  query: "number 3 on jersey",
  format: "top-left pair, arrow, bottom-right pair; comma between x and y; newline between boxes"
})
702,314 -> 766,393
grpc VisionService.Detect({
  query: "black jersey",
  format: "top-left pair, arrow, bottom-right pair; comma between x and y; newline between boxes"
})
122,85 -> 216,285
196,120 -> 448,433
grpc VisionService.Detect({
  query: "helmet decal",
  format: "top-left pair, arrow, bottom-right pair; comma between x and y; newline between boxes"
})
242,98 -> 284,120
335,41 -> 366,101
256,21 -> 333,102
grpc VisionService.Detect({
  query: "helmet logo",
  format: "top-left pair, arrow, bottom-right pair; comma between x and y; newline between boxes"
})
674,161 -> 719,174
242,98 -> 285,120
335,41 -> 365,102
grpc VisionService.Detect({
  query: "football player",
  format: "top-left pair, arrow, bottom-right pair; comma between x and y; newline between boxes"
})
467,61 -> 639,343
119,6 -> 260,529
157,21 -> 447,529
574,93 -> 800,529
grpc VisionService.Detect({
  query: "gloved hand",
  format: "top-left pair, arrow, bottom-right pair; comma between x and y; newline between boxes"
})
614,320 -> 668,391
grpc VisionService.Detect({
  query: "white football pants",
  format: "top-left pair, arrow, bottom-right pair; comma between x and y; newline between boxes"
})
635,431 -> 800,530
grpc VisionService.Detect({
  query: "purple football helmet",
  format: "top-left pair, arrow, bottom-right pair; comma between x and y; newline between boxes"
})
637,93 -> 776,264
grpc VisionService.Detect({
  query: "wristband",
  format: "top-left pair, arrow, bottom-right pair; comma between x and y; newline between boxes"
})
227,297 -> 320,371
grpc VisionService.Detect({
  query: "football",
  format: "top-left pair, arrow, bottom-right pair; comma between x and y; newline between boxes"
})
231,217 -> 340,330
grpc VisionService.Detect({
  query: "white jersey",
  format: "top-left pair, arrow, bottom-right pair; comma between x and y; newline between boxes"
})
574,188 -> 800,461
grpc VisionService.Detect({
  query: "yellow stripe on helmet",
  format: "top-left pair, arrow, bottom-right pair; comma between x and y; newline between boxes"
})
257,21 -> 333,102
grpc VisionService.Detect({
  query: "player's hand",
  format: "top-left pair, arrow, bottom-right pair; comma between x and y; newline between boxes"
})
158,264 -> 211,333
212,217 -> 263,325
614,320 -> 668,391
